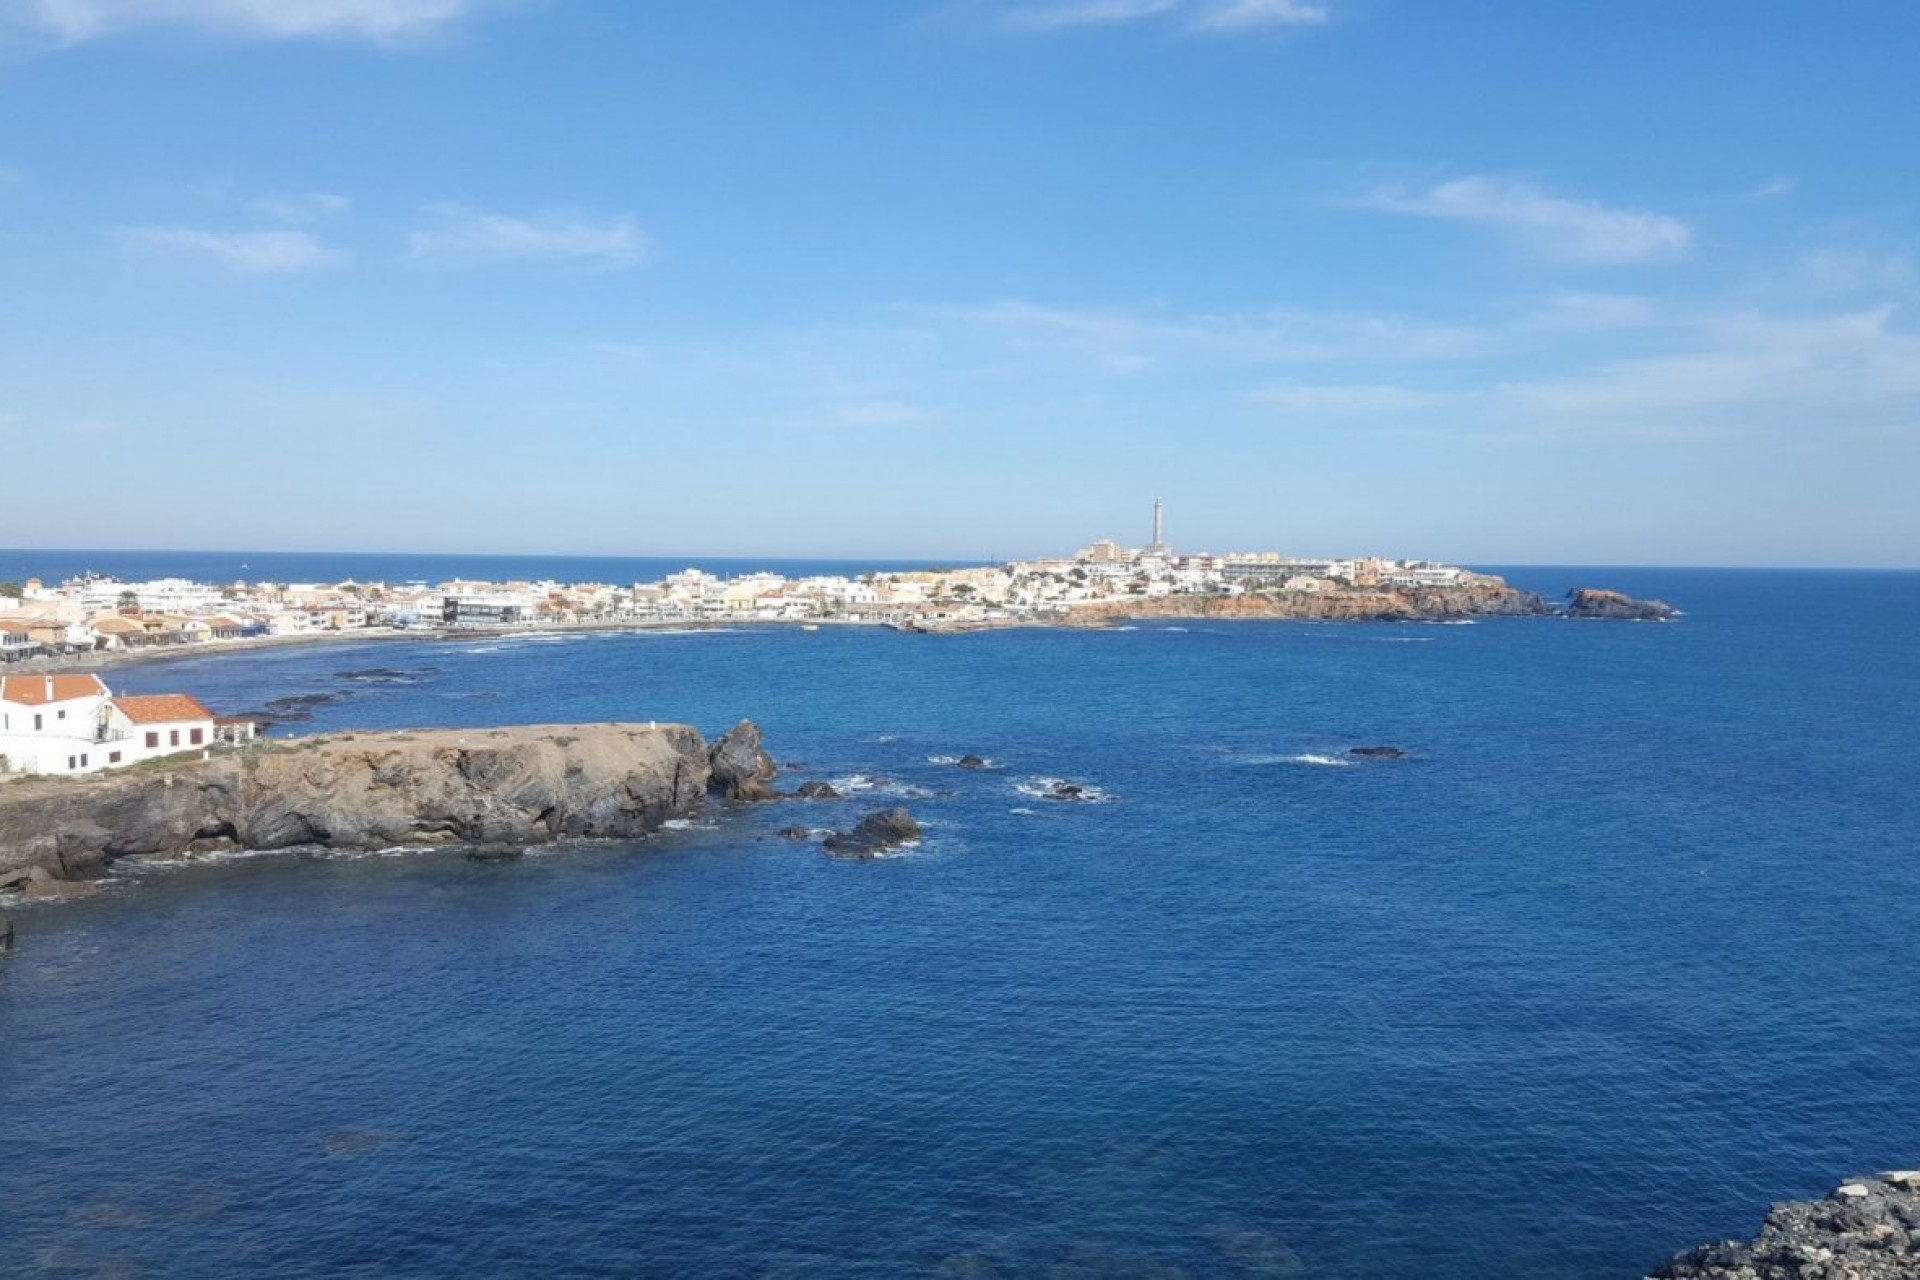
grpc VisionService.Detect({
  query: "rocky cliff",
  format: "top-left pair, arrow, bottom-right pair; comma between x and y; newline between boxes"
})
0,722 -> 742,895
1648,1170 -> 1920,1278
1080,577 -> 1554,623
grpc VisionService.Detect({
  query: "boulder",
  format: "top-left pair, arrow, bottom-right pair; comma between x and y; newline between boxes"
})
1043,780 -> 1090,801
823,808 -> 922,859
1565,587 -> 1676,621
777,825 -> 813,842
1350,745 -> 1407,760
708,720 -> 778,802
956,754 -> 989,770
794,781 -> 841,800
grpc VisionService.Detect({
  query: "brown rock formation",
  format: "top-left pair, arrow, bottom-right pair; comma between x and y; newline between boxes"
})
0,722 -> 722,890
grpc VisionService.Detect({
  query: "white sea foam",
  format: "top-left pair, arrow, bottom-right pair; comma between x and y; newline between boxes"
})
926,755 -> 958,765
1160,626 -> 1189,633
1014,775 -> 1113,803
1009,806 -> 1035,816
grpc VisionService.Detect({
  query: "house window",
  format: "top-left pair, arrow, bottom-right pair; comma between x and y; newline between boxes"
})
34,713 -> 43,731
67,756 -> 76,769
80,754 -> 87,768
109,751 -> 121,764
190,728 -> 204,746
145,731 -> 159,748
57,708 -> 66,720
170,729 -> 180,747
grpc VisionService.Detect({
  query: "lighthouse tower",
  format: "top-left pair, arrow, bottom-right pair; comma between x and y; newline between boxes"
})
1148,498 -> 1168,555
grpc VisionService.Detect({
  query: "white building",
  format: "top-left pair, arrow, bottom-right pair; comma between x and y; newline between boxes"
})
0,674 -> 222,776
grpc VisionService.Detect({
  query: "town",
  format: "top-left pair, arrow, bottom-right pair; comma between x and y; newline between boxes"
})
2,506 -> 1485,659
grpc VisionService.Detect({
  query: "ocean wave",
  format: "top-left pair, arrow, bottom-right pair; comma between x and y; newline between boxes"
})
1233,753 -> 1356,768
1014,776 -> 1114,803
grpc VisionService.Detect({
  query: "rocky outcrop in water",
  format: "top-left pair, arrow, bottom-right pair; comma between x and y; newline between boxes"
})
708,720 -> 779,802
1350,745 -> 1407,760
1567,587 -> 1677,620
794,781 -> 841,800
823,808 -> 922,858
0,722 -> 735,891
1648,1170 -> 1920,1278
0,908 -> 12,952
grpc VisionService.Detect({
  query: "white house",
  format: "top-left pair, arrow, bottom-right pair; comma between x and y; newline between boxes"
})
0,674 -> 224,776
0,673 -> 115,775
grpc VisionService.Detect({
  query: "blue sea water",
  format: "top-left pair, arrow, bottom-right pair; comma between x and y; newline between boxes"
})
2,567 -> 1917,1278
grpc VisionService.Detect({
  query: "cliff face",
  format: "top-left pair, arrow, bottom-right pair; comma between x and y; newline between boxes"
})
0,723 -> 717,891
1082,578 -> 1552,623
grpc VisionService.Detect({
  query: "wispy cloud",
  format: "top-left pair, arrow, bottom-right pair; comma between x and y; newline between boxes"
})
1191,0 -> 1325,31
13,0 -> 480,46
1254,383 -> 1443,413
116,225 -> 348,272
1354,175 -> 1691,265
248,191 -> 351,223
1002,0 -> 1324,32
409,204 -> 651,269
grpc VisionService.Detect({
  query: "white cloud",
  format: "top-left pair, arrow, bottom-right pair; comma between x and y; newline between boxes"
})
409,204 -> 651,269
835,400 -> 936,427
249,191 -> 351,223
1254,384 -> 1442,413
1191,0 -> 1325,31
117,225 -> 348,272
1795,249 -> 1913,296
1755,175 -> 1796,198
1356,175 -> 1691,265
1004,0 -> 1177,30
15,0 -> 477,45
1498,306 -> 1920,420
1003,0 -> 1325,31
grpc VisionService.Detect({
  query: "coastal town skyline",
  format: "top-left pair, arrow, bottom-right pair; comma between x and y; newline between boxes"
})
2,3 -> 1917,567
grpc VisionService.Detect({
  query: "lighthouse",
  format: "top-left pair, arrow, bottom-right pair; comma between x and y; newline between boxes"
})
1148,498 -> 1167,554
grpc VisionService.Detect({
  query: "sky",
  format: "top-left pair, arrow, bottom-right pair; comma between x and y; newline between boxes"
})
1,0 -> 1916,567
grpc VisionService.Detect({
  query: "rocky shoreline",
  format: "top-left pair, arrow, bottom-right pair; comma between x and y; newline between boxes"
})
1649,1170 -> 1920,1278
0,720 -> 780,899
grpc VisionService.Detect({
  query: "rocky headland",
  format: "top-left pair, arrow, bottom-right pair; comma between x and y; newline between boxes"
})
0,719 -> 778,898
1648,1170 -> 1920,1278
1070,578 -> 1555,625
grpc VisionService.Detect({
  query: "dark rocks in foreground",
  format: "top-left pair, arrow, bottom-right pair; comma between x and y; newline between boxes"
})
1567,587 -> 1677,621
823,808 -> 922,859
708,720 -> 779,802
1648,1170 -> 1920,1279
0,722 -> 747,894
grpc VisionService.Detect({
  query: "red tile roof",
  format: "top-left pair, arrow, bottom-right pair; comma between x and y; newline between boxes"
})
0,673 -> 109,705
113,694 -> 215,725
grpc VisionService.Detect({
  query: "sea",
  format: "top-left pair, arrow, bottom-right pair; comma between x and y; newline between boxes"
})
2,566 -> 1916,1279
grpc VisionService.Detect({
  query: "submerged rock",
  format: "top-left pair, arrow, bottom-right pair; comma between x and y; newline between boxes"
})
465,843 -> 523,864
777,825 -> 813,842
823,808 -> 922,859
1349,745 -> 1407,760
1648,1171 -> 1920,1278
0,909 -> 12,952
1565,587 -> 1676,620
956,754 -> 989,770
708,720 -> 778,802
1043,780 -> 1091,801
794,781 -> 841,800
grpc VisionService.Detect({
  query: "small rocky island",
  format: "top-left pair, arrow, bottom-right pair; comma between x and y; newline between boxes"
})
1648,1170 -> 1920,1278
1566,587 -> 1677,620
0,719 -> 780,898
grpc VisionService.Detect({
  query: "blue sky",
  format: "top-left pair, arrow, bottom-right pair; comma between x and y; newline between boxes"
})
1,0 -> 1916,566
